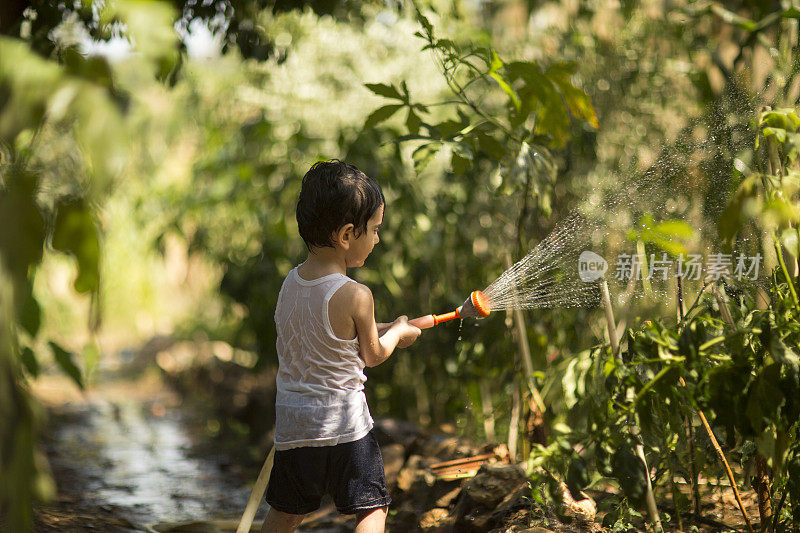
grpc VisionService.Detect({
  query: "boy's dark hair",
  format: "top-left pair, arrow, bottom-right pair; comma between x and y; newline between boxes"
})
296,159 -> 385,249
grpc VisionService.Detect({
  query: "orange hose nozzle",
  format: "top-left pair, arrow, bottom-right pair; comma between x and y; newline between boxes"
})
408,290 -> 491,329
433,310 -> 460,325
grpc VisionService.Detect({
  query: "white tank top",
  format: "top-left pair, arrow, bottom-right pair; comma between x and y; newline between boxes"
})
273,267 -> 373,450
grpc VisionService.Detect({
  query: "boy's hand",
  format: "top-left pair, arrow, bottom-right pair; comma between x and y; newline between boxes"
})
376,322 -> 392,336
392,315 -> 421,349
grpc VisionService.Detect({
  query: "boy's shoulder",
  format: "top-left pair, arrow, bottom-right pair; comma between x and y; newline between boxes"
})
339,279 -> 372,302
330,279 -> 374,317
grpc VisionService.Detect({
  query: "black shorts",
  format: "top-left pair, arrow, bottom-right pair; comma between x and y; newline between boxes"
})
265,430 -> 391,515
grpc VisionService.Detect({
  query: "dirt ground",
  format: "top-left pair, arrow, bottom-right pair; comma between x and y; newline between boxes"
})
27,364 -> 771,533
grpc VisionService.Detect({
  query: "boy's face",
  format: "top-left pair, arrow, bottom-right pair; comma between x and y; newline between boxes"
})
345,204 -> 383,268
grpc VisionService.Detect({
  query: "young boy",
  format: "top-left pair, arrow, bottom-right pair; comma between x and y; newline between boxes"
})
261,160 -> 421,533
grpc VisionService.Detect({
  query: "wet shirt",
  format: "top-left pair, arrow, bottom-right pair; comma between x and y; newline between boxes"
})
273,267 -> 373,450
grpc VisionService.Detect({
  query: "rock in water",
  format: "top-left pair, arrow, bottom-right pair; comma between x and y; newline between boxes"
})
454,463 -> 529,531
461,463 -> 528,509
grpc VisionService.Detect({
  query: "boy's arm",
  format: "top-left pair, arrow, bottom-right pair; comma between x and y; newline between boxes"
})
351,283 -> 419,367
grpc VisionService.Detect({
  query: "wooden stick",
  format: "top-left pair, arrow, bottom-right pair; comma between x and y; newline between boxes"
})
678,276 -> 702,519
599,280 -> 620,360
692,400 -> 755,533
635,443 -> 662,532
676,284 -> 754,533
237,447 -> 275,533
504,252 -> 547,413
687,414 -> 702,518
512,305 -> 546,413
508,378 -> 521,462
672,276 -> 687,529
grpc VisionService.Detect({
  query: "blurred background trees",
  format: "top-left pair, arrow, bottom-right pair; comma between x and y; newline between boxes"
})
2,0 -> 800,530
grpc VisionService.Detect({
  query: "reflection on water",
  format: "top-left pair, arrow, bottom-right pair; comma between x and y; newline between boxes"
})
52,399 -> 253,527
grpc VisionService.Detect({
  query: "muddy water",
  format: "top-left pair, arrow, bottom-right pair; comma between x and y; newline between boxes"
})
38,365 -> 352,533
48,396 -> 257,530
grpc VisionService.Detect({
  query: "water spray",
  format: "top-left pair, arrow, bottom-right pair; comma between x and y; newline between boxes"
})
408,290 -> 491,329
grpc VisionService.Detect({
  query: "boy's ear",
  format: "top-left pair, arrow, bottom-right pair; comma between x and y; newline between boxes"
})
333,223 -> 355,249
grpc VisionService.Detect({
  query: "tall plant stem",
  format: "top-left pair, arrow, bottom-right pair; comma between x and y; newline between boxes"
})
754,454 -> 773,531
685,284 -> 754,533
669,458 -> 684,531
691,396 -> 755,533
774,237 -> 800,315
635,442 -> 662,532
508,375 -> 521,462
599,280 -> 620,361
504,253 -> 546,415
687,416 -> 702,518
599,280 -> 663,532
796,224 -> 800,286
677,276 -> 702,520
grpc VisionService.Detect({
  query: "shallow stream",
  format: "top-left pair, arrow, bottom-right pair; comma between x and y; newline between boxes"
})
37,358 -> 351,533
46,395 -> 257,530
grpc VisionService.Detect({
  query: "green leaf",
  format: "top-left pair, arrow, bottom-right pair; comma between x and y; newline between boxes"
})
406,109 -> 421,135
50,342 -> 84,390
62,47 -> 114,89
635,217 -> 693,256
566,456 -> 590,498
83,342 -> 101,379
0,38 -> 63,143
763,126 -> 787,143
364,104 -> 403,128
18,283 -> 41,338
450,143 -> 473,174
20,347 -> 39,378
547,62 -> 599,129
781,228 -> 799,258
489,50 -> 503,74
111,0 -> 179,78
436,39 -> 459,55
783,7 -> 800,19
364,83 -> 403,101
412,143 -> 440,174
416,10 -> 434,39
652,220 -> 695,240
762,109 -> 800,132
489,71 -> 521,112
506,61 -> 572,146
718,175 -> 760,247
488,51 -> 520,111
51,200 -> 100,294
451,151 -> 471,174
745,364 -> 783,432
612,447 -> 648,507
429,118 -> 468,139
0,171 -> 45,283
764,195 -> 800,227
477,133 -> 506,159
770,336 -> 800,373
